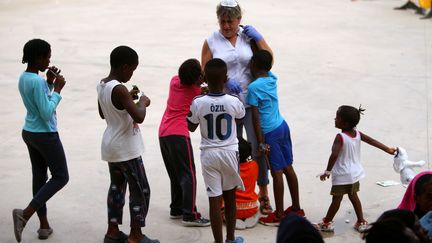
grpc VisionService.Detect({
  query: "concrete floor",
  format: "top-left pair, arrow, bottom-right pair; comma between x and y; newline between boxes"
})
0,0 -> 431,242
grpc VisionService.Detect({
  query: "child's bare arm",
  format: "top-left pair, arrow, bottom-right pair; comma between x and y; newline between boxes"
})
113,85 -> 148,123
251,106 -> 270,156
187,119 -> 198,132
251,106 -> 264,144
320,134 -> 343,181
360,132 -> 396,155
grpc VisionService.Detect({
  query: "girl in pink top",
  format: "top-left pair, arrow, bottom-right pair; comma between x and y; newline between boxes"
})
158,59 -> 210,227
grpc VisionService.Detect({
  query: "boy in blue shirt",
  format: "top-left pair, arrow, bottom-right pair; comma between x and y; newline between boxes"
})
246,50 -> 304,226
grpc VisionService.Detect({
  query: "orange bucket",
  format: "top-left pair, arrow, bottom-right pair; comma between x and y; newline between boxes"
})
419,0 -> 431,9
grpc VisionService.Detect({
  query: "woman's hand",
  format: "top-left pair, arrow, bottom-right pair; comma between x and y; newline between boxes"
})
243,25 -> 263,41
226,78 -> 242,94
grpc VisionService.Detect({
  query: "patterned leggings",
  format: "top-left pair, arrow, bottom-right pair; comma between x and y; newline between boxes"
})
107,157 -> 150,227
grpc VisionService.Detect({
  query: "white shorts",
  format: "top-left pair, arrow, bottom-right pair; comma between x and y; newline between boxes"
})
200,149 -> 245,197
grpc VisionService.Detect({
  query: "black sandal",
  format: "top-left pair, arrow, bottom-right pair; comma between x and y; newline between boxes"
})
259,196 -> 273,215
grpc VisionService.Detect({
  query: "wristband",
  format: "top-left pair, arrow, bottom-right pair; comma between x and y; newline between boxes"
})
324,170 -> 331,176
259,143 -> 267,151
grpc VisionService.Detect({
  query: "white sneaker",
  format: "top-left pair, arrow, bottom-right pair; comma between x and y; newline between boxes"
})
236,219 -> 246,230
244,214 -> 259,228
317,219 -> 335,232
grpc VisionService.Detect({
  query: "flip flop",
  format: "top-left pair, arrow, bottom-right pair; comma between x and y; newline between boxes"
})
13,209 -> 27,242
37,228 -> 53,239
259,196 -> 273,215
354,221 -> 369,233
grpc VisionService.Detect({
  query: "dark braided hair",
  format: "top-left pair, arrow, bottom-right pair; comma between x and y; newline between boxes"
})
22,39 -> 51,64
338,105 -> 365,130
178,59 -> 201,86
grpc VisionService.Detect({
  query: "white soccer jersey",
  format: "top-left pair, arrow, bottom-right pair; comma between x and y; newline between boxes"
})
188,93 -> 245,151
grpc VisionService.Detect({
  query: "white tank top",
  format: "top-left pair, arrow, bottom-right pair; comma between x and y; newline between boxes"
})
331,130 -> 365,185
97,80 -> 144,162
207,29 -> 253,105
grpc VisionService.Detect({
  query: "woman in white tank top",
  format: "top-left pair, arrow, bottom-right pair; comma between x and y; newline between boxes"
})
200,0 -> 275,216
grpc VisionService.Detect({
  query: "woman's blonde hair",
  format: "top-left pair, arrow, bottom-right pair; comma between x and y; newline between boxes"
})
216,2 -> 242,19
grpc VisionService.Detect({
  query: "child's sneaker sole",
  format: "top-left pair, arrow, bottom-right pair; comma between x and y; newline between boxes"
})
169,214 -> 182,219
182,218 -> 210,227
259,221 -> 280,226
314,220 -> 335,232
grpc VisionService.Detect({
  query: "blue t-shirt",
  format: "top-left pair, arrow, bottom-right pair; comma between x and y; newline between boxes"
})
18,72 -> 61,132
246,71 -> 284,134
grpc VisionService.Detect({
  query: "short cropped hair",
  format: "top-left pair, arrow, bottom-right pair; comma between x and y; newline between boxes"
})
22,39 -> 51,64
204,58 -> 227,85
216,2 -> 242,19
252,50 -> 273,72
338,105 -> 365,130
110,46 -> 138,68
178,59 -> 201,86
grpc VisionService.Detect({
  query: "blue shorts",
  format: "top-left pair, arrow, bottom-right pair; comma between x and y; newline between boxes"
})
264,120 -> 293,171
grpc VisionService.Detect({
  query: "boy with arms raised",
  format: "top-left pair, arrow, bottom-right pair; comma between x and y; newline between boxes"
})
187,58 -> 245,243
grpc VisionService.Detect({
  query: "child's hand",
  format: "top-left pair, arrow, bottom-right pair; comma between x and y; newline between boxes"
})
53,75 -> 66,93
317,171 -> 331,181
200,84 -> 209,95
130,85 -> 140,100
46,66 -> 61,84
258,143 -> 270,157
319,174 -> 329,181
388,147 -> 397,155
138,94 -> 151,107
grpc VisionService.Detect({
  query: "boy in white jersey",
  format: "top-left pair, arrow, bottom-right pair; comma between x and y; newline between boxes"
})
97,46 -> 159,243
317,105 -> 396,233
187,58 -> 245,243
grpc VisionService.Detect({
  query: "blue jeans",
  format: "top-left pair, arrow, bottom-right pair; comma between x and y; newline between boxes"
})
22,130 -> 69,217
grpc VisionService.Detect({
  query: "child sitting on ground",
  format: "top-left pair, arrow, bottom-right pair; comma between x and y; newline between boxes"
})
398,171 -> 432,219
234,137 -> 260,230
318,105 -> 396,233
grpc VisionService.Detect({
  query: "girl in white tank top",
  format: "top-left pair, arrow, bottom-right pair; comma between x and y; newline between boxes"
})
317,105 -> 397,233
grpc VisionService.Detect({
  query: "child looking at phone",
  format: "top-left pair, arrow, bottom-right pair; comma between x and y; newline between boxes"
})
97,46 -> 159,243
